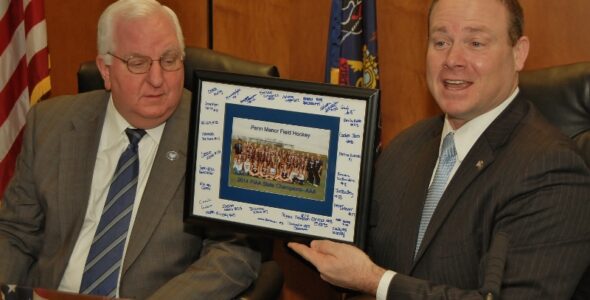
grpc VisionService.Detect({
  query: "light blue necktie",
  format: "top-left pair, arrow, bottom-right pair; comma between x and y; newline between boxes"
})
415,132 -> 456,257
79,128 -> 146,297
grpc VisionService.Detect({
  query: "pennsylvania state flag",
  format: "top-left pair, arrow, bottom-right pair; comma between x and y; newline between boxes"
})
325,0 -> 379,88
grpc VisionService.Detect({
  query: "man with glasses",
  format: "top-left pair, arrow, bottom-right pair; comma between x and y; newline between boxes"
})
0,0 -> 260,299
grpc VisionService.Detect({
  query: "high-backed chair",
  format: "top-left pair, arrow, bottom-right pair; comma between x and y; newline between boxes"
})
519,62 -> 590,299
77,47 -> 283,300
519,62 -> 590,165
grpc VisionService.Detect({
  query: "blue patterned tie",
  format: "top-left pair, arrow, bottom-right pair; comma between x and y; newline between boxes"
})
79,128 -> 146,296
415,132 -> 456,257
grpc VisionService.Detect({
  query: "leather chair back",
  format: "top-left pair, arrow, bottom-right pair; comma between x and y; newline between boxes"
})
520,63 -> 590,299
519,62 -> 590,165
77,47 -> 280,93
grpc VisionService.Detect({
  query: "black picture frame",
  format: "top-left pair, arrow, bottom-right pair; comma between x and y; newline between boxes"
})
184,70 -> 380,249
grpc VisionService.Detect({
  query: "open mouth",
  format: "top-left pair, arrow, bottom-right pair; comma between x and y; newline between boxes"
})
443,79 -> 472,89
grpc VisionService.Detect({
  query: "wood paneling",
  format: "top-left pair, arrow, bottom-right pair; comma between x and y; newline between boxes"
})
160,0 -> 209,48
376,0 -> 437,143
213,0 -> 331,82
521,0 -> 590,69
45,0 -> 112,96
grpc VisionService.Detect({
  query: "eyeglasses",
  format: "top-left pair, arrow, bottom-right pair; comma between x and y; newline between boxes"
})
107,51 -> 184,74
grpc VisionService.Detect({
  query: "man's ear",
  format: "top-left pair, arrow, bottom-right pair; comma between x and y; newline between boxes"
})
96,55 -> 111,90
513,36 -> 530,72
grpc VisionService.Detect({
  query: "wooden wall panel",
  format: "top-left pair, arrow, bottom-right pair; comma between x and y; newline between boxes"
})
376,0 -> 436,143
160,0 -> 209,48
521,0 -> 590,69
44,0 -> 207,96
45,0 -> 112,96
213,0 -> 331,82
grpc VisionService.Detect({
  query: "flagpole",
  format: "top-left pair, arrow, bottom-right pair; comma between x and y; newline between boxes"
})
208,0 -> 213,49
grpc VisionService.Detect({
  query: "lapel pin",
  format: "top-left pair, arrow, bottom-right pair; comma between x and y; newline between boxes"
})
475,160 -> 484,170
166,150 -> 179,161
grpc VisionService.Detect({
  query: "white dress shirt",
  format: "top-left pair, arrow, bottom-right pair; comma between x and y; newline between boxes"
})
376,88 -> 519,300
59,95 -> 164,296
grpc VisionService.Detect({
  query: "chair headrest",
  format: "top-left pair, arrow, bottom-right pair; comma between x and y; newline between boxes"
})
519,62 -> 590,165
519,62 -> 590,138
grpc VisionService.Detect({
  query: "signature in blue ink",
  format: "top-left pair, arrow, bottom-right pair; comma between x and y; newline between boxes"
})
340,105 -> 356,115
201,132 -> 220,141
257,217 -> 278,224
198,166 -> 215,175
320,101 -> 339,113
250,207 -> 269,214
207,87 -> 223,96
260,90 -> 279,100
302,97 -> 318,106
201,150 -> 221,160
240,94 -> 257,104
335,188 -> 354,198
204,102 -> 219,112
222,204 -> 243,212
289,222 -> 310,231
338,151 -> 362,161
331,227 -> 347,237
215,211 -> 236,218
343,118 -> 362,127
201,120 -> 219,125
199,182 -> 212,191
225,88 -> 241,100
282,95 -> 299,103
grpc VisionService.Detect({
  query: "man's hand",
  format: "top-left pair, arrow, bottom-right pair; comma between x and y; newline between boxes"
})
288,240 -> 386,295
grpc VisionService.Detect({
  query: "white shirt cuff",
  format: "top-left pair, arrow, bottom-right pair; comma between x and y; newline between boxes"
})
376,270 -> 396,300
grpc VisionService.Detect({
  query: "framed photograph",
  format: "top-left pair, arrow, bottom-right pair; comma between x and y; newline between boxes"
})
185,70 -> 380,248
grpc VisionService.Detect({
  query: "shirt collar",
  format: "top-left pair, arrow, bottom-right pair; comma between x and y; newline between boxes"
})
102,94 -> 165,149
441,87 -> 519,162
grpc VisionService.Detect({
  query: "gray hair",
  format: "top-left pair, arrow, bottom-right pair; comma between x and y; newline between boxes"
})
97,0 -> 185,64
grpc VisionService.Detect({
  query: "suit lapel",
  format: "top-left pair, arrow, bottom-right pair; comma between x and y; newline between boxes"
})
411,139 -> 495,266
394,121 -> 442,273
58,92 -> 108,254
412,97 -> 529,267
122,91 -> 190,275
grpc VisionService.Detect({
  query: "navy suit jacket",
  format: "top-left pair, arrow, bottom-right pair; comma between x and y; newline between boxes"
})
369,95 -> 590,299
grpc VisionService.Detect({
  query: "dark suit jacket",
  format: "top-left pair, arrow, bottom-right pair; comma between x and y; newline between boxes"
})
368,96 -> 590,299
0,90 -> 260,299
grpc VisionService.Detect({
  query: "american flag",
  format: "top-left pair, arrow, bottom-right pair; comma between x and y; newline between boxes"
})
0,0 -> 51,198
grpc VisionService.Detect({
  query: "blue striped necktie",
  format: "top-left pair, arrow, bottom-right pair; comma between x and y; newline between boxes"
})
79,128 -> 146,296
415,132 -> 456,258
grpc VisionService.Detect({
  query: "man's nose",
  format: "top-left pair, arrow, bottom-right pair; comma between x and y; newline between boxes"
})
146,60 -> 164,87
444,43 -> 466,69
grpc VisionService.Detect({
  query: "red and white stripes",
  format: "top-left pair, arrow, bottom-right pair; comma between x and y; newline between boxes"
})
0,0 -> 50,197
